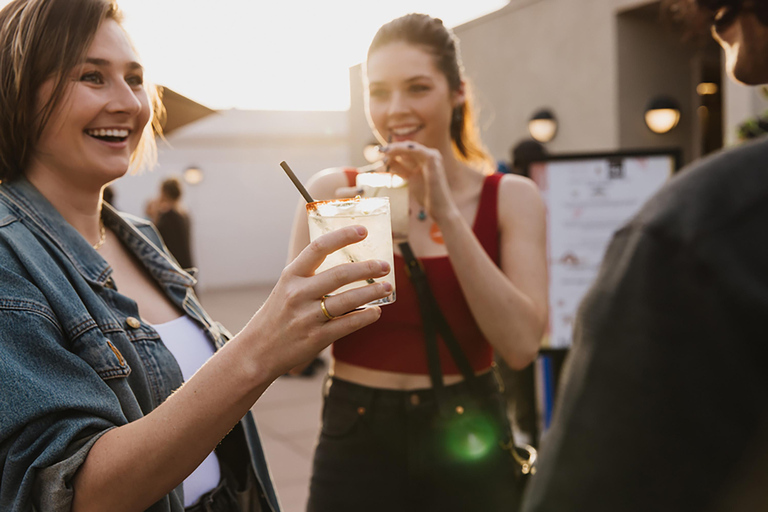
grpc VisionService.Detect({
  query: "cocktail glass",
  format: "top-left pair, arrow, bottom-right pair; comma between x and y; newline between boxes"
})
355,172 -> 409,240
306,196 -> 396,305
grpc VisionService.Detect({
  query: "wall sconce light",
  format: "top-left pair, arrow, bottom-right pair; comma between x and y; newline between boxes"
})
183,166 -> 204,186
696,82 -> 718,96
528,109 -> 558,143
644,97 -> 681,134
363,142 -> 382,163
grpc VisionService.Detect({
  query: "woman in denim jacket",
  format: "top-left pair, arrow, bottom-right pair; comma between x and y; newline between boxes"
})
0,1 -> 392,511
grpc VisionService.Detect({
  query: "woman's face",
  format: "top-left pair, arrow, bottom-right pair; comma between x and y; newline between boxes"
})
365,41 -> 463,151
30,18 -> 150,187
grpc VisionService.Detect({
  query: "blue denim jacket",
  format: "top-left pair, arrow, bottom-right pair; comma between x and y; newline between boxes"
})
0,177 -> 280,512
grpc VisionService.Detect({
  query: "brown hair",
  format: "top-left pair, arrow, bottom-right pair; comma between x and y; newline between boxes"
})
0,0 -> 163,182
367,13 -> 493,171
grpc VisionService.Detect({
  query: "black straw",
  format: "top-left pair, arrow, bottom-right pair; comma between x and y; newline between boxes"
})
280,161 -> 314,203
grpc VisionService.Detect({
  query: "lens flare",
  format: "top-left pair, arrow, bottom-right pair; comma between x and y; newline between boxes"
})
444,413 -> 497,462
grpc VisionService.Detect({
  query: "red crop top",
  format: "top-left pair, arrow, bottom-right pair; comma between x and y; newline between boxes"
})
332,170 -> 503,375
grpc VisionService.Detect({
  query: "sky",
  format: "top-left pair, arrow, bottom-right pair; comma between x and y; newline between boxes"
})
0,0 -> 508,111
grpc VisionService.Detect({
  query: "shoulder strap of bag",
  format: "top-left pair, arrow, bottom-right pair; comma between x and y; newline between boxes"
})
399,241 -> 484,408
400,241 -> 538,474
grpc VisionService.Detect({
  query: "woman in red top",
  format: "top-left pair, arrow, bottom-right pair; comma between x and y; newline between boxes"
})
288,13 -> 548,512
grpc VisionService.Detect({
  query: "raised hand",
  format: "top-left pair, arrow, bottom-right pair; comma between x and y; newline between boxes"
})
242,225 -> 391,381
380,141 -> 457,222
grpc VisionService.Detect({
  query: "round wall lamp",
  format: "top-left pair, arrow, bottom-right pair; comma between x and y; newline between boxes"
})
528,109 -> 558,143
363,142 -> 383,163
644,97 -> 681,134
183,166 -> 204,186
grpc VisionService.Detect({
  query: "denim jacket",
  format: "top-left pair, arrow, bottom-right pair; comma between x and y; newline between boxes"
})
0,177 -> 279,512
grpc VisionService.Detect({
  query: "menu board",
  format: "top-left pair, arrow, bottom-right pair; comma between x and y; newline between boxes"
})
529,151 -> 678,349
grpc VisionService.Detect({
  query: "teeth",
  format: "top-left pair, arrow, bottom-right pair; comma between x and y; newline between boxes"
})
87,128 -> 129,138
390,126 -> 419,136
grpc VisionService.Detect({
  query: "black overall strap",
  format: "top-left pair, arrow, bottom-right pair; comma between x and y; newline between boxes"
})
399,241 -> 485,410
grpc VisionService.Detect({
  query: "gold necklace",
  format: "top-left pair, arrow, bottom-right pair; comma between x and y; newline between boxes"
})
92,218 -> 106,250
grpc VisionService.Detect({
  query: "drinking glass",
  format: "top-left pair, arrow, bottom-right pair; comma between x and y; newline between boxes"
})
307,196 -> 396,305
355,172 -> 409,240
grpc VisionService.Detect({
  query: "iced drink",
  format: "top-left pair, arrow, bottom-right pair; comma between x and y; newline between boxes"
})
307,196 -> 396,305
355,172 -> 409,240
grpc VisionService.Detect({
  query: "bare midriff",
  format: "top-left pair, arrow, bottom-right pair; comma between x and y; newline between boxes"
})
331,359 -> 492,390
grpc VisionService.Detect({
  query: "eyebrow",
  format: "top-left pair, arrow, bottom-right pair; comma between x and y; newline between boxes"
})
85,57 -> 143,71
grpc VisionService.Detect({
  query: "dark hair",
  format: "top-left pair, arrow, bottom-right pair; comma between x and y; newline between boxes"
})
161,177 -> 182,201
367,13 -> 493,171
511,139 -> 548,178
661,0 -> 768,40
0,0 -> 161,182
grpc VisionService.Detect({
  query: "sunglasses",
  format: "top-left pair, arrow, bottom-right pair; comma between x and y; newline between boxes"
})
695,0 -> 768,29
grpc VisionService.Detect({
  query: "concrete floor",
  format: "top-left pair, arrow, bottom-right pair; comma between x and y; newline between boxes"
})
199,284 -> 327,512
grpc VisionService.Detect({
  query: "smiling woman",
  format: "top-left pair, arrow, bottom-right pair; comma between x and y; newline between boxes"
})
0,1 -> 392,511
28,20 -> 152,194
287,13 -> 547,512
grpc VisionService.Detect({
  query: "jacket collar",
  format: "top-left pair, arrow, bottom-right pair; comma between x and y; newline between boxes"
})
0,176 -> 195,289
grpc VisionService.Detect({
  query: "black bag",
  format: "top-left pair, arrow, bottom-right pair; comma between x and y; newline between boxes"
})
399,241 -> 537,486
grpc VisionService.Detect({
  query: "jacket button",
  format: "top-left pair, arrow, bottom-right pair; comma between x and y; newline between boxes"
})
126,317 -> 141,329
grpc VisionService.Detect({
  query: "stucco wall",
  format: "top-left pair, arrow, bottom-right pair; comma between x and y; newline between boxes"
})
456,0 -> 622,162
111,110 -> 350,291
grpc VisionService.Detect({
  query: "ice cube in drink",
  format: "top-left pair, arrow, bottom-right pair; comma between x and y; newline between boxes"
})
306,196 -> 396,305
355,172 -> 409,240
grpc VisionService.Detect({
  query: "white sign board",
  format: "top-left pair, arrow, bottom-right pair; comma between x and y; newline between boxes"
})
530,152 -> 676,348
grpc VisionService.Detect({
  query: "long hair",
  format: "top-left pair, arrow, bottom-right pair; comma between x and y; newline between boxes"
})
367,13 -> 493,172
0,0 -> 162,182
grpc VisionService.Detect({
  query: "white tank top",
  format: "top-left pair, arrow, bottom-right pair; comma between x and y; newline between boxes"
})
152,316 -> 222,507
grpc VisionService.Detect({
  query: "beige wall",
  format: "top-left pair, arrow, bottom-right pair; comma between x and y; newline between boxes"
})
456,0 -> 623,162
112,110 -> 350,291
616,5 -> 698,163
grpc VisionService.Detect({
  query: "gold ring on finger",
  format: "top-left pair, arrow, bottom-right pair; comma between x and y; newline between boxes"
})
320,296 -> 337,321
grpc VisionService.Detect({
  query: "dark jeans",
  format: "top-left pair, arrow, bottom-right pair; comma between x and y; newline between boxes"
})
307,372 -> 522,512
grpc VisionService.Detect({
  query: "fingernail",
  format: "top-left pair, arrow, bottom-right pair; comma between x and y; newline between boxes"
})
356,226 -> 366,236
382,282 -> 393,293
379,146 -> 389,153
380,261 -> 390,273
356,188 -> 364,195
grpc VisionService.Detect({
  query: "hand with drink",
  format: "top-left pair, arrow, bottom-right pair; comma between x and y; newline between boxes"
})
242,224 -> 392,379
379,141 -> 458,224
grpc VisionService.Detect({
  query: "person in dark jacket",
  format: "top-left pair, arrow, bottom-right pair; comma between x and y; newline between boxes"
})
522,1 -> 768,511
146,177 -> 194,270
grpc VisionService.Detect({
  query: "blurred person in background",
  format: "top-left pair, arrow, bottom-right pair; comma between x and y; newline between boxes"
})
146,176 -> 194,270
522,1 -> 768,511
509,139 -> 548,178
0,0 -> 392,510
288,13 -> 548,512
